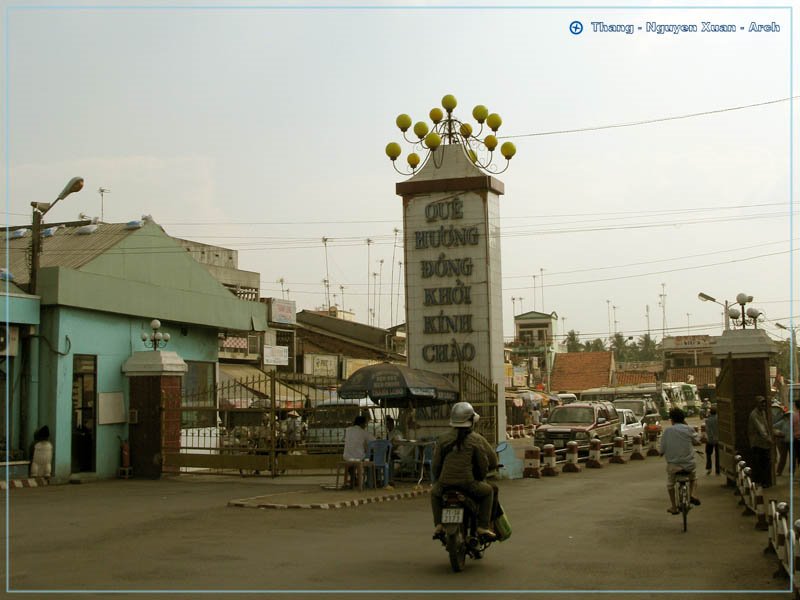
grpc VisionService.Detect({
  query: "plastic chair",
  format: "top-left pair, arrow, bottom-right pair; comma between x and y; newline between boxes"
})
417,441 -> 436,485
368,439 -> 392,488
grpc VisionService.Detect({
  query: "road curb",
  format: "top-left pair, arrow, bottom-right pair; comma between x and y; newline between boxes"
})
228,487 -> 431,510
0,477 -> 49,490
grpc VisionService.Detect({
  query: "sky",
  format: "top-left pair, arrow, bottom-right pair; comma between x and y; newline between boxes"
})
3,0 -> 798,347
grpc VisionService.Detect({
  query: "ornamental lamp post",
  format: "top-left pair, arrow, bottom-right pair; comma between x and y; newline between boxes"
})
384,94 -> 517,176
29,176 -> 84,294
141,319 -> 171,351
726,293 -> 763,330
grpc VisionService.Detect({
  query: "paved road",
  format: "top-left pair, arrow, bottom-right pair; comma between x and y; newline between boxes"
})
2,452 -> 796,600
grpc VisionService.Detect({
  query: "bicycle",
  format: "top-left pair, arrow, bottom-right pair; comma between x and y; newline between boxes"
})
674,470 -> 693,532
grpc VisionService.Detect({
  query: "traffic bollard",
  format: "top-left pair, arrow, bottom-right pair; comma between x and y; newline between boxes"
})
542,444 -> 559,476
630,434 -> 645,460
586,438 -> 603,468
562,441 -> 582,472
523,447 -> 541,479
646,430 -> 660,456
609,436 -> 626,464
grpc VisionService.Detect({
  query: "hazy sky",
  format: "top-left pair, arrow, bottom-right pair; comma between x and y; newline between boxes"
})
4,1 -> 797,345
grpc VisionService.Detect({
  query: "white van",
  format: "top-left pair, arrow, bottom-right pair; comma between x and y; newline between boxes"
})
306,397 -> 395,452
557,393 -> 578,405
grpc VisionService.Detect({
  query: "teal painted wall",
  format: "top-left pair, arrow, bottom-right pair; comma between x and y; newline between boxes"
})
38,306 -> 217,481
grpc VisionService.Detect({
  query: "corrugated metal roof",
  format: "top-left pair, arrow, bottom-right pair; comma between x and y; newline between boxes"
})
219,364 -> 307,405
0,222 -> 142,286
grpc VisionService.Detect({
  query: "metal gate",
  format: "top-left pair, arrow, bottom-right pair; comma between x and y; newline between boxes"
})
163,365 -> 500,475
458,364 -> 498,445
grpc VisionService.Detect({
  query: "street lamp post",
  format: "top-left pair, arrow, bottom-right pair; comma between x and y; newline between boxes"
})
29,177 -> 84,294
697,291 -> 732,331
776,322 -> 798,383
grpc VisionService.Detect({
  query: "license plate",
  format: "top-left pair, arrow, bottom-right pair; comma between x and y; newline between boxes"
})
442,508 -> 464,524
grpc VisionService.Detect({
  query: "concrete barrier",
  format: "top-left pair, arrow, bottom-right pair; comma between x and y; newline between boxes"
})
754,486 -> 768,530
562,441 -> 581,473
542,444 -> 559,477
523,447 -> 541,479
586,438 -> 603,469
609,436 -> 626,464
630,435 -> 645,460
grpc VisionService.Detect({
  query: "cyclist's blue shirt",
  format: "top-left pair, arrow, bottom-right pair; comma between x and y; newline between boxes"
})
660,423 -> 699,470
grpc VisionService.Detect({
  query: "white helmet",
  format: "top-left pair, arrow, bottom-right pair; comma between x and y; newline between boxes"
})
449,401 -> 480,428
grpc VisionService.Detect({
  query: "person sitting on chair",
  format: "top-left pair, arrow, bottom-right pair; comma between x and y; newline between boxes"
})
430,402 -> 498,540
342,415 -> 375,488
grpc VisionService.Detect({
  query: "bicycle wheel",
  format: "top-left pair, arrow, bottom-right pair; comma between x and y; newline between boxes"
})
679,483 -> 689,532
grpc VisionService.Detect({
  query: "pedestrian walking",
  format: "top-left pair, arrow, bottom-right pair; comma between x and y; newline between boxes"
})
771,399 -> 790,476
703,407 -> 720,475
747,396 -> 773,488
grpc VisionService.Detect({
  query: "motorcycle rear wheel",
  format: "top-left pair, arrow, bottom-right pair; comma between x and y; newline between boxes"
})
446,529 -> 467,572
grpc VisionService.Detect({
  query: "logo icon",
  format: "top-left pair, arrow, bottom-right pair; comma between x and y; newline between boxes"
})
569,20 -> 584,35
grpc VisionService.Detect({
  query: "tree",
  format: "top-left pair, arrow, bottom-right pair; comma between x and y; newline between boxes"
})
583,338 -> 606,352
611,333 -> 634,362
565,329 -> 582,352
635,333 -> 660,362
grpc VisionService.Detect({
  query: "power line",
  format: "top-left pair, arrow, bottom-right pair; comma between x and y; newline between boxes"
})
500,96 -> 798,140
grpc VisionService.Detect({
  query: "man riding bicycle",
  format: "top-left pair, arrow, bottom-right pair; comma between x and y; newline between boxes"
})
660,408 -> 702,515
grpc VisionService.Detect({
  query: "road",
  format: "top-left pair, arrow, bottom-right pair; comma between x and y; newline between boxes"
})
2,449 -> 795,600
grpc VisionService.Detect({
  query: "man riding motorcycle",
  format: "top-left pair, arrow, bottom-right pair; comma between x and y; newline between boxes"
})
431,402 -> 498,540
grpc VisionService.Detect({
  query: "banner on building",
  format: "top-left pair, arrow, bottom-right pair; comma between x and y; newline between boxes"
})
263,345 -> 289,366
304,353 -> 338,378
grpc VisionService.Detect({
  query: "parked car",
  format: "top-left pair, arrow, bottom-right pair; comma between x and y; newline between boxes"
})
612,396 -> 662,437
616,408 -> 644,444
534,402 -> 620,450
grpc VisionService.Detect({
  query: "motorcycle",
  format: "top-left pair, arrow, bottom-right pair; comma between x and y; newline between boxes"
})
433,450 -> 510,573
435,488 -> 496,572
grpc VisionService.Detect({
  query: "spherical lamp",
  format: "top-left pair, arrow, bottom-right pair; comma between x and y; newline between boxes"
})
500,141 -> 516,159
472,105 -> 488,123
484,135 -> 498,151
441,94 -> 457,113
396,113 -> 412,132
413,121 -> 429,139
385,142 -> 402,161
486,113 -> 502,132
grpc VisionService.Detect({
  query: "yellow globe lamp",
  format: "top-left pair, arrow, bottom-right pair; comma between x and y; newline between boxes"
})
472,105 -> 488,123
442,94 -> 457,113
407,152 -> 421,169
385,142 -> 402,161
429,107 -> 444,124
484,135 -> 498,151
467,149 -> 478,163
413,121 -> 429,139
425,132 -> 442,151
500,141 -> 516,160
459,123 -> 473,138
396,113 -> 412,132
486,113 -> 502,132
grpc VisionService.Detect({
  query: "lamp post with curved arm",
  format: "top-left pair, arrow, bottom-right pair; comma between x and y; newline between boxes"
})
697,292 -> 733,331
29,177 -> 84,294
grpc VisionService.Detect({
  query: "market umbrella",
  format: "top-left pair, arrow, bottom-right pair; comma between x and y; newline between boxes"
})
338,362 -> 459,408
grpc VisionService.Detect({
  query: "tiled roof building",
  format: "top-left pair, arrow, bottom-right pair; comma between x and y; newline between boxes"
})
550,351 -> 615,393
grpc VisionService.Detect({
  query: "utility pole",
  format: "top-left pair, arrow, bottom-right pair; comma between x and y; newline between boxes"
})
340,285 -> 345,314
395,261 -> 403,326
372,272 -> 379,326
540,267 -> 545,311
606,300 -> 612,344
378,259 -> 384,327
98,187 -> 111,222
531,275 -> 537,312
390,228 -> 399,328
613,305 -> 619,335
511,296 -> 517,316
366,239 -> 372,324
322,237 -> 331,309
645,304 -> 651,337
658,283 -> 667,340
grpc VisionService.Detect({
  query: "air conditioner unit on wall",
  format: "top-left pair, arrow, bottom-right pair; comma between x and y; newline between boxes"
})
0,326 -> 20,356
